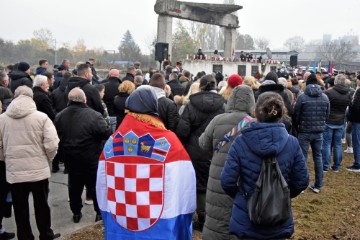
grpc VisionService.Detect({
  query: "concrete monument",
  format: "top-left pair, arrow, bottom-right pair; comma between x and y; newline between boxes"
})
154,0 -> 242,59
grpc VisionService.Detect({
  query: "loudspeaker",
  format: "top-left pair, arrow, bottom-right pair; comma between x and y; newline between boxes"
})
155,42 -> 169,62
290,55 -> 298,67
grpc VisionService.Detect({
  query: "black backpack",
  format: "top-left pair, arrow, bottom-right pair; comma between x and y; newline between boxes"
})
245,157 -> 291,227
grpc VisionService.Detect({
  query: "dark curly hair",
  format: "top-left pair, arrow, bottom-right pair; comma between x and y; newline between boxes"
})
255,92 -> 285,123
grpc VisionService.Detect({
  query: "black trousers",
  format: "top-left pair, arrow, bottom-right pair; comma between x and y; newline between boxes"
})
68,172 -> 99,215
11,179 -> 55,240
52,146 -> 64,170
0,161 -> 7,230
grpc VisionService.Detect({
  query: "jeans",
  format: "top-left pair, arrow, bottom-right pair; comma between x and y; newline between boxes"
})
346,122 -> 352,147
322,124 -> 344,171
298,132 -> 323,189
109,116 -> 117,133
352,122 -> 360,167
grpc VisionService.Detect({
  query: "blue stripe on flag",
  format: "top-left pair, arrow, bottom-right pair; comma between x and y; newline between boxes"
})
101,211 -> 194,240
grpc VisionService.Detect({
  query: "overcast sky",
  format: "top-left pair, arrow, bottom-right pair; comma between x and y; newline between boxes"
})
1,0 -> 359,54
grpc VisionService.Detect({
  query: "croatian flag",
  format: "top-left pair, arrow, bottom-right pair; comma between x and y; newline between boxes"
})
97,114 -> 196,240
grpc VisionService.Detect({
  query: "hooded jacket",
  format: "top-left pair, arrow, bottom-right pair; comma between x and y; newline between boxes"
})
325,84 -> 351,125
9,71 -> 33,94
199,85 -> 255,240
176,91 -> 224,192
0,95 -> 59,184
221,122 -> 309,239
67,76 -> 104,115
255,82 -> 294,116
294,84 -> 330,133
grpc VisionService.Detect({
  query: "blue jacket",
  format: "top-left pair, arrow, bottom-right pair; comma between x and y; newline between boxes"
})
35,67 -> 47,76
294,84 -> 330,133
221,122 -> 309,239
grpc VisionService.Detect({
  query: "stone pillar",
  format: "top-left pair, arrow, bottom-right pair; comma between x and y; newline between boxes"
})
223,27 -> 236,58
157,15 -> 173,60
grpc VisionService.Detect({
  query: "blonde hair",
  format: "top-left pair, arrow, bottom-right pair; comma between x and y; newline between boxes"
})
243,76 -> 260,90
183,82 -> 200,104
164,84 -> 171,97
118,80 -> 136,95
220,85 -> 234,102
174,82 -> 200,106
298,80 -> 306,93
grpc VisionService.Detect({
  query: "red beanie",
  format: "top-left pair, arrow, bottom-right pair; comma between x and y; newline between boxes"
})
227,74 -> 243,88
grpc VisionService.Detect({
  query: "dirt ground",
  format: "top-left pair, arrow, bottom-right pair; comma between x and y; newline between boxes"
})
65,149 -> 360,240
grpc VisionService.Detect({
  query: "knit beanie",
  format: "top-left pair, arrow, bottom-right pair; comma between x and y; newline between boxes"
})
228,74 -> 243,88
227,74 -> 243,88
306,73 -> 318,85
18,62 -> 30,72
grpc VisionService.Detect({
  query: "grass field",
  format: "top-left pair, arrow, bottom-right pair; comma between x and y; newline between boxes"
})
65,148 -> 360,240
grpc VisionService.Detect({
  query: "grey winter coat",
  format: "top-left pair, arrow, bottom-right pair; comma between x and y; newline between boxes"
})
199,85 -> 255,240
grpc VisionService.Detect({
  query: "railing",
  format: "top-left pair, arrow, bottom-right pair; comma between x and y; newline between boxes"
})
185,54 -> 281,64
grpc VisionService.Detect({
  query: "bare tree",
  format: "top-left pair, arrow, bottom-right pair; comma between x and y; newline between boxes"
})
317,40 -> 358,68
254,37 -> 270,50
284,36 -> 305,52
33,28 -> 54,49
236,32 -> 255,50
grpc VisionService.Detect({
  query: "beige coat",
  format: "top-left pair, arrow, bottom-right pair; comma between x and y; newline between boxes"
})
0,95 -> 59,184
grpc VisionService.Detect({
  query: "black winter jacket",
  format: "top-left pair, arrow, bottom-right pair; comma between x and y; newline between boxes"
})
158,97 -> 179,132
9,71 -> 33,94
255,84 -> 294,116
0,86 -> 13,112
325,84 -> 351,125
152,87 -> 179,132
349,89 -> 360,123
103,77 -> 121,116
33,87 -> 56,121
294,84 -> 330,133
50,84 -> 68,113
167,79 -> 185,97
176,91 -> 224,192
122,73 -> 134,82
54,102 -> 112,174
67,77 -> 104,115
113,92 -> 130,128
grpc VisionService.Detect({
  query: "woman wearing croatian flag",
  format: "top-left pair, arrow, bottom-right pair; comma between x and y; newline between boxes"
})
96,85 -> 196,240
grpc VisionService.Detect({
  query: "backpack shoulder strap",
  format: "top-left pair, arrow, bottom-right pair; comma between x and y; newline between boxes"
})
214,115 -> 253,153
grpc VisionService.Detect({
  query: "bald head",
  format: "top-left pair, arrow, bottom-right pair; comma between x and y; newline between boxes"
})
68,87 -> 87,103
109,69 -> 120,78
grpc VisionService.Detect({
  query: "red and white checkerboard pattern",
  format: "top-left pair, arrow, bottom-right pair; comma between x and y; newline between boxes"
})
106,162 -> 164,231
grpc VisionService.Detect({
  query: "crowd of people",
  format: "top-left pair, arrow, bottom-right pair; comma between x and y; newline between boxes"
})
0,57 -> 359,240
